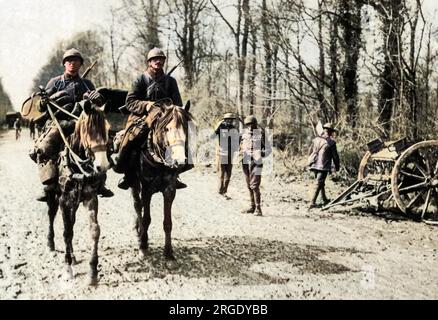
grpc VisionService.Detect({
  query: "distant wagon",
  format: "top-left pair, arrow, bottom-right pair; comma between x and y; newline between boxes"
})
5,111 -> 20,129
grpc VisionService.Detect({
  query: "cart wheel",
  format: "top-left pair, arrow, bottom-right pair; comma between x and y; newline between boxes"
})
358,151 -> 371,180
358,151 -> 392,181
391,140 -> 438,219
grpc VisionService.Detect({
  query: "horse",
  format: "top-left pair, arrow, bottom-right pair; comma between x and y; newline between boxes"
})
45,100 -> 111,285
129,101 -> 194,268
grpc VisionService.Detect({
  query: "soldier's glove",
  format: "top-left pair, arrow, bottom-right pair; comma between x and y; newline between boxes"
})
145,101 -> 155,113
50,90 -> 71,106
85,90 -> 104,106
38,92 -> 49,112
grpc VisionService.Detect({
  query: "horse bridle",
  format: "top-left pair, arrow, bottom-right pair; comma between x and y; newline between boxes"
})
146,107 -> 188,168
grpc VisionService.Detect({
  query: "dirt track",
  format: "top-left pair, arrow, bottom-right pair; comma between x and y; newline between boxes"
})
0,128 -> 437,299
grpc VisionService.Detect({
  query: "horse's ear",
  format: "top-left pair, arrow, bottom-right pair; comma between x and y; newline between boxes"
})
81,100 -> 92,115
184,100 -> 191,112
98,103 -> 106,113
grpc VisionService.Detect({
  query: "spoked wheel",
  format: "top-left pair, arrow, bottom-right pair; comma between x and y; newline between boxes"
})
391,140 -> 438,220
358,152 -> 372,180
358,151 -> 394,181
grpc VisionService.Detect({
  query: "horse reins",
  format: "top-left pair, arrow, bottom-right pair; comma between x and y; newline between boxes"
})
46,102 -> 97,177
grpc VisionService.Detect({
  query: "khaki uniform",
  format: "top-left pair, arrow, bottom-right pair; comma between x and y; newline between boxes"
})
308,132 -> 340,207
240,127 -> 267,214
33,73 -> 95,184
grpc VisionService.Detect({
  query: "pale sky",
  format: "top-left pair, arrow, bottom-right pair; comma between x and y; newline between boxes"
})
0,0 -> 438,111
0,0 -> 119,110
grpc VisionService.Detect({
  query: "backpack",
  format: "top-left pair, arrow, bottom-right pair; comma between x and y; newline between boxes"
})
307,138 -> 326,167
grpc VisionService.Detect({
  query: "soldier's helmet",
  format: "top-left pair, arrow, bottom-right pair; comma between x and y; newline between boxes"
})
147,47 -> 166,62
243,115 -> 257,125
62,48 -> 84,64
223,112 -> 237,120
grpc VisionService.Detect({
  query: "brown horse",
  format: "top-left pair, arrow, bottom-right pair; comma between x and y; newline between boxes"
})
130,102 -> 194,267
46,101 -> 111,285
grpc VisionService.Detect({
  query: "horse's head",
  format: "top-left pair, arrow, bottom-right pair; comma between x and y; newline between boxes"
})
73,101 -> 111,173
153,101 -> 194,169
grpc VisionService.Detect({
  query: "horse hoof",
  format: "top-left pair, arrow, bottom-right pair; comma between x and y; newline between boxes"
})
165,259 -> 178,270
63,265 -> 74,281
88,277 -> 99,287
71,256 -> 78,265
47,242 -> 55,252
139,248 -> 149,258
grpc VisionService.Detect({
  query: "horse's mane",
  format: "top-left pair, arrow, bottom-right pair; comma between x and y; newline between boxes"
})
155,105 -> 194,132
71,109 -> 110,151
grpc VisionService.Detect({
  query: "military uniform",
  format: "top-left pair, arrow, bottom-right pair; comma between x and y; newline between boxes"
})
308,123 -> 340,208
214,113 -> 239,197
116,47 -> 183,190
240,115 -> 269,216
33,48 -> 112,201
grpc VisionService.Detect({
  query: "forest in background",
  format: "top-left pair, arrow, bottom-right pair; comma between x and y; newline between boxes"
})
3,0 -> 438,176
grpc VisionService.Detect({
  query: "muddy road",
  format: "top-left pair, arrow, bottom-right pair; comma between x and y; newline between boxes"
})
0,129 -> 437,299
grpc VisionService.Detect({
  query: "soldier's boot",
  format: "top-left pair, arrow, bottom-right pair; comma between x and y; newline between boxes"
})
218,173 -> 225,194
36,183 -> 56,202
309,185 -> 322,209
320,187 -> 330,206
175,175 -> 187,189
241,190 -> 255,214
118,150 -> 138,190
223,178 -> 231,194
99,184 -> 114,198
118,171 -> 136,190
254,189 -> 262,216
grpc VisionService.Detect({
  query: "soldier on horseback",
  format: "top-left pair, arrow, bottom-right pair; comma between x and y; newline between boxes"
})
115,47 -> 187,190
32,48 -> 114,201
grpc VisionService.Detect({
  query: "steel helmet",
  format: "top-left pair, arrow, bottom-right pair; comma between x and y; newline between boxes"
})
243,115 -> 257,125
147,47 -> 166,61
223,112 -> 237,120
62,48 -> 84,64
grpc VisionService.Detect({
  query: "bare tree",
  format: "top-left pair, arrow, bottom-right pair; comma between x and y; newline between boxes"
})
164,0 -> 208,89
339,0 -> 362,129
122,0 -> 162,56
209,0 -> 251,118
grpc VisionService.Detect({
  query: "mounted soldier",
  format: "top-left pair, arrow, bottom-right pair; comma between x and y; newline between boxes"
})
31,48 -> 113,201
115,47 -> 187,190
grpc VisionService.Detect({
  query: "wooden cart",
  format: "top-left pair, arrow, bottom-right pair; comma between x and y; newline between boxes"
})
323,137 -> 438,223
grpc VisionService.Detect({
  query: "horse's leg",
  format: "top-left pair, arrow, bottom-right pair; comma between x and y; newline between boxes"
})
139,186 -> 152,257
131,186 -> 142,237
83,195 -> 100,286
47,191 -> 58,251
59,197 -> 78,280
163,187 -> 176,265
59,186 -> 80,280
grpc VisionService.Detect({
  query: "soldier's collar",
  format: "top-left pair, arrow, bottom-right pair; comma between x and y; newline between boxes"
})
63,72 -> 81,80
145,68 -> 164,80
